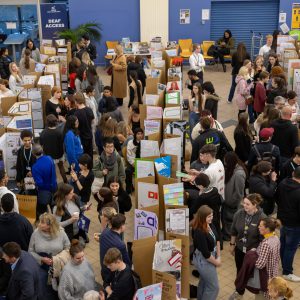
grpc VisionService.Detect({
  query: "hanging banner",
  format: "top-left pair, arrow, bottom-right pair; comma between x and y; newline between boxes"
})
40,4 -> 68,39
292,3 -> 300,29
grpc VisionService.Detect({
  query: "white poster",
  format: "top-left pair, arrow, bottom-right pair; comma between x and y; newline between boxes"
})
180,9 -> 190,24
137,182 -> 159,209
166,208 -> 189,236
141,140 -> 160,158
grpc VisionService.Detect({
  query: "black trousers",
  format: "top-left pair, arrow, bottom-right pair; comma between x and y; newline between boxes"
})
235,247 -> 246,295
213,48 -> 230,64
125,164 -> 134,193
81,138 -> 94,164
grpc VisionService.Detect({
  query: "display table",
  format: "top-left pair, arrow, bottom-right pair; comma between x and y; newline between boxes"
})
4,33 -> 28,61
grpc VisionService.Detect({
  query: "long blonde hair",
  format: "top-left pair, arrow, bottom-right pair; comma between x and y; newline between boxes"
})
102,118 -> 118,137
268,277 -> 293,299
9,62 -> 22,82
38,213 -> 60,238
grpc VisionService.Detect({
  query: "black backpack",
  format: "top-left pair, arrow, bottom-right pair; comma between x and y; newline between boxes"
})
253,144 -> 276,169
132,270 -> 142,292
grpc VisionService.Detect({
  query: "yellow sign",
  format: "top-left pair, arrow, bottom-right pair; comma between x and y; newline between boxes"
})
292,3 -> 300,29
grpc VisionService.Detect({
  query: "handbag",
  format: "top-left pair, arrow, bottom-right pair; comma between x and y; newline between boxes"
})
77,213 -> 91,233
245,96 -> 254,105
107,66 -> 113,76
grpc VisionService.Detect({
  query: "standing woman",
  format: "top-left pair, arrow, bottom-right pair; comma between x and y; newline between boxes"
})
192,205 -> 221,300
29,213 -> 70,300
234,112 -> 253,162
188,82 -> 203,134
228,42 -> 251,103
229,194 -> 266,299
21,39 -> 41,62
255,217 -> 281,299
106,176 -> 132,215
46,86 -> 65,122
233,66 -> 254,117
253,55 -> 266,83
267,54 -> 280,73
63,115 -> 83,172
214,29 -> 235,72
222,152 -> 247,241
58,240 -> 97,300
111,45 -> 127,106
8,62 -> 23,94
19,49 -> 35,75
128,70 -> 143,109
75,65 -> 87,92
63,93 -> 77,118
0,47 -> 12,79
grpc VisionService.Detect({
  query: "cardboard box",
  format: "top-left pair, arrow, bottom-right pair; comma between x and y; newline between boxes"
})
1,96 -> 17,116
152,270 -> 177,300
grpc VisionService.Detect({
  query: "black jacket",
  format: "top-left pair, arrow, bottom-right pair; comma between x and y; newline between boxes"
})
86,43 -> 97,60
0,212 -> 33,250
191,128 -> 233,163
6,251 -> 41,300
279,159 -> 300,182
127,62 -> 146,88
247,141 -> 281,172
231,52 -> 251,75
39,127 -> 64,159
271,119 -> 299,158
0,258 -> 11,296
0,55 -> 12,79
266,88 -> 287,104
234,130 -> 252,163
204,94 -> 220,120
16,146 -> 36,183
115,190 -> 132,214
249,174 -> 277,215
276,177 -> 300,227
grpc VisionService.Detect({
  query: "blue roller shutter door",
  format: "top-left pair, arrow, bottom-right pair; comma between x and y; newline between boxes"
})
211,0 -> 280,54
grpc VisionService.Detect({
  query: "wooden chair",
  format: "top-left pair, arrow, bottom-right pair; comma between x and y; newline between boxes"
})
16,194 -> 37,224
178,39 -> 193,59
104,41 -> 118,66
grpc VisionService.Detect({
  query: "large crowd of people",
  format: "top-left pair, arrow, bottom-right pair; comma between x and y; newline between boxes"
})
0,28 -> 299,300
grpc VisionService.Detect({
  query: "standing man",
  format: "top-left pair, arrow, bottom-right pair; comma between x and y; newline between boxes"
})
189,44 -> 205,84
276,166 -> 300,282
81,34 -> 97,61
2,242 -> 41,300
31,144 -> 57,218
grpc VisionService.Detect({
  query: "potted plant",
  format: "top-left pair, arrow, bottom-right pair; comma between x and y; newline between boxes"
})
56,22 -> 102,45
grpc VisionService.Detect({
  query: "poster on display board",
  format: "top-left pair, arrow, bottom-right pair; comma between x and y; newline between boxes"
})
180,9 -> 190,24
292,3 -> 300,29
40,4 -> 69,39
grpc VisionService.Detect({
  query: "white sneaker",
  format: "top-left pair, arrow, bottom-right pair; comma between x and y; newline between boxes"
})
228,291 -> 243,300
283,274 -> 300,282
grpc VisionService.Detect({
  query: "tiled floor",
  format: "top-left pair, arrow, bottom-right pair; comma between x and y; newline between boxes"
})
80,64 -> 300,299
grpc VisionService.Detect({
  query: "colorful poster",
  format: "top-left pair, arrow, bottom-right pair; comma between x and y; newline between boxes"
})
144,120 -> 160,137
153,240 -> 182,297
147,106 -> 163,120
180,9 -> 190,24
165,91 -> 180,105
166,208 -> 189,236
137,182 -> 159,209
135,159 -> 155,178
154,156 -> 171,177
134,209 -> 158,240
134,282 -> 162,300
163,183 -> 184,206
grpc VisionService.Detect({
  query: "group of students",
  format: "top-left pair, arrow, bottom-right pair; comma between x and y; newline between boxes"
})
0,30 -> 298,300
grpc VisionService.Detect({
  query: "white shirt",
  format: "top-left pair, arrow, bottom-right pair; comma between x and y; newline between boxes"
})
189,52 -> 205,72
0,186 -> 19,213
259,44 -> 271,56
204,159 -> 225,198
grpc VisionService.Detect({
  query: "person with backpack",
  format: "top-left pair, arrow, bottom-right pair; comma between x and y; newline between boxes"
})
248,161 -> 277,215
103,247 -> 137,300
247,127 -> 280,173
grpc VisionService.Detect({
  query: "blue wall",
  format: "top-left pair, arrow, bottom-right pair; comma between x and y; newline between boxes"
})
169,0 -> 294,45
69,0 -> 140,65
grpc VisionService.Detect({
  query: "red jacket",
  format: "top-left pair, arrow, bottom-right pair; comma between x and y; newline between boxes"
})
235,250 -> 268,294
254,82 -> 266,113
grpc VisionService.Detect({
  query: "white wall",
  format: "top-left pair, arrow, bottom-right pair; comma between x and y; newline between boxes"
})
140,0 -> 169,44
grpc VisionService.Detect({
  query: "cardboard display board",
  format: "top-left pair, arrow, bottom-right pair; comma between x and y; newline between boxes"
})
146,71 -> 162,94
134,209 -> 158,240
152,270 -> 177,300
134,176 -> 156,208
166,233 -> 190,299
132,236 -> 156,287
157,175 -> 178,230
1,96 -> 17,116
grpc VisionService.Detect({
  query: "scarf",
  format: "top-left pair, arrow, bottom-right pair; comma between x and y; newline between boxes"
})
100,151 -> 117,171
133,139 -> 141,158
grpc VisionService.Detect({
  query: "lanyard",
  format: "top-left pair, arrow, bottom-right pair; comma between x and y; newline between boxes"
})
242,214 -> 253,244
23,146 -> 32,169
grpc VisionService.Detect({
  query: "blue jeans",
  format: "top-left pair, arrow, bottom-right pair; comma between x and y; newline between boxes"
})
189,112 -> 200,138
193,249 -> 219,300
228,75 -> 237,102
280,226 -> 300,275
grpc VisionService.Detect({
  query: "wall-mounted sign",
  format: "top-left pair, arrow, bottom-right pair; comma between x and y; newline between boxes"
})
292,3 -> 300,29
40,4 -> 68,39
